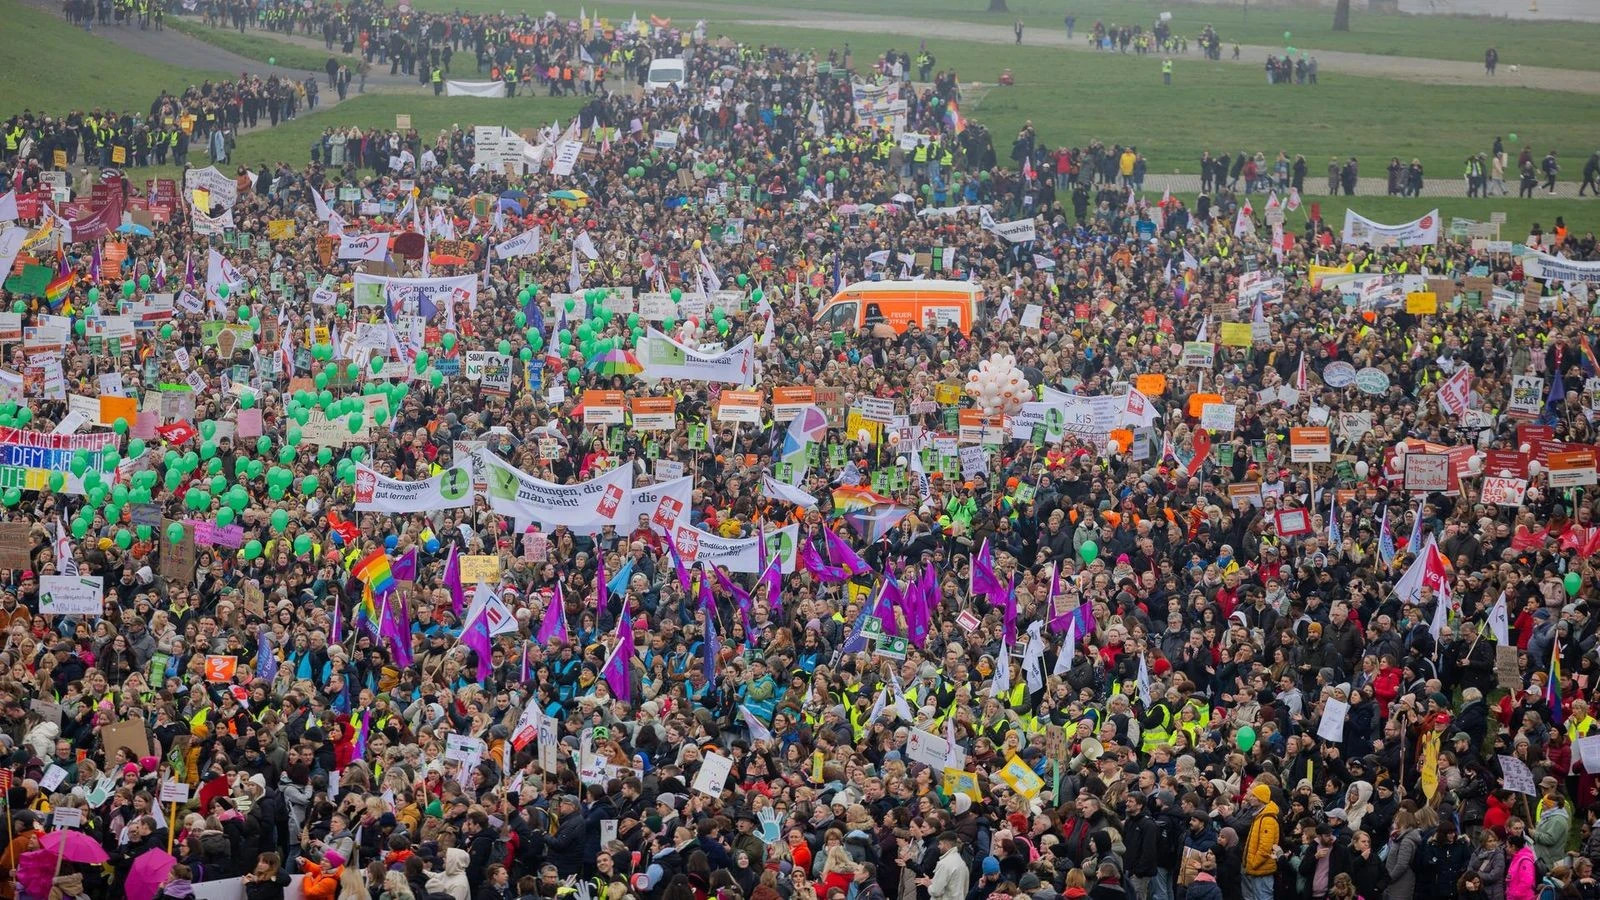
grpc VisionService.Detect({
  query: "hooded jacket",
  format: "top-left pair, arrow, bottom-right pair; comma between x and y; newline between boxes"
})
1243,783 -> 1280,877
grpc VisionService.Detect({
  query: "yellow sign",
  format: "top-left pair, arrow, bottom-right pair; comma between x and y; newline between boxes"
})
844,409 -> 883,445
994,755 -> 1045,799
52,150 -> 66,169
942,770 -> 983,801
934,383 -> 962,406
1308,263 -> 1353,288
459,554 -> 501,583
1219,322 -> 1254,347
1419,730 -> 1440,800
1405,291 -> 1437,314
395,114 -> 412,129
267,219 -> 297,240
111,146 -> 126,165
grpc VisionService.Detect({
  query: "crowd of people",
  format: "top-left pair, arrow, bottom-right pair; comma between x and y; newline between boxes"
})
0,9 -> 1598,900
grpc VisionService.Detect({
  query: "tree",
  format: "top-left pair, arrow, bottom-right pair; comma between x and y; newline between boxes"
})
987,0 -> 1009,10
1333,0 -> 1350,31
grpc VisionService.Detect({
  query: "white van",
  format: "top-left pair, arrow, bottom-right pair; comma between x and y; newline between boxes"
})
645,58 -> 687,92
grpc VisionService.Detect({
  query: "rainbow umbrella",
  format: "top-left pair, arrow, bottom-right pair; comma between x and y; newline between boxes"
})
586,348 -> 643,376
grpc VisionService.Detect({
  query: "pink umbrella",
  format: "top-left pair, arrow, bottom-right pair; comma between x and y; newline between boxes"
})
36,830 -> 109,865
126,849 -> 178,900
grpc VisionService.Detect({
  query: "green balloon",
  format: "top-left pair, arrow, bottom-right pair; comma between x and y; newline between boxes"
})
215,507 -> 234,527
1236,725 -> 1257,752
429,369 -> 444,388
1079,540 -> 1100,564
127,438 -> 145,457
293,534 -> 313,556
271,509 -> 289,532
567,368 -> 581,386
243,539 -> 263,561
122,280 -> 136,297
0,488 -> 19,508
48,471 -> 65,492
301,475 -> 319,495
71,519 -> 88,539
346,413 -> 363,434
287,427 -> 303,447
498,339 -> 512,356
442,333 -> 457,351
1565,572 -> 1582,597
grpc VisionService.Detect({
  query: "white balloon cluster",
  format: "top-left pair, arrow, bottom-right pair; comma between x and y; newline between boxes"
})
965,353 -> 1031,417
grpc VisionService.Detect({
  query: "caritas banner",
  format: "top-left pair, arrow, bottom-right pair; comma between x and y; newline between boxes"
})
353,463 -> 476,513
1341,208 -> 1439,247
640,328 -> 755,385
475,449 -> 637,530
668,522 -> 800,574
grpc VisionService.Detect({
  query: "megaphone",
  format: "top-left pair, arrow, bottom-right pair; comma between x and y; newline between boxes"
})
1070,737 -> 1105,770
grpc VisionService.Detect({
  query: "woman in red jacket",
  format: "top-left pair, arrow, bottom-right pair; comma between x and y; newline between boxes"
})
1372,655 -> 1403,718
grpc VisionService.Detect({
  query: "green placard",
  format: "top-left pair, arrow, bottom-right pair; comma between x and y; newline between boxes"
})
828,444 -> 846,467
1217,444 -> 1235,467
891,468 -> 907,491
1031,423 -> 1047,446
1015,482 -> 1036,503
645,441 -> 659,460
806,442 -> 821,465
940,454 -> 959,479
872,470 -> 889,493
1334,459 -> 1355,483
776,461 -> 794,483
688,424 -> 706,450
607,428 -> 624,452
944,409 -> 959,431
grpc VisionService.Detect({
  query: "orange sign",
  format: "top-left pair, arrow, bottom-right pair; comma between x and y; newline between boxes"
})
1187,392 -> 1223,418
1134,374 -> 1167,396
582,390 -> 626,425
99,395 -> 137,427
717,390 -> 764,424
204,655 -> 238,683
771,386 -> 816,421
1289,427 -> 1332,463
630,397 -> 677,430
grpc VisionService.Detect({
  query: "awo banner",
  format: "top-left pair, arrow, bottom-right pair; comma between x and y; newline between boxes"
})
353,273 -> 477,320
339,233 -> 390,261
353,463 -> 476,513
493,227 -> 542,260
640,328 -> 755,385
1341,208 -> 1440,247
669,523 -> 799,574
476,449 -> 637,530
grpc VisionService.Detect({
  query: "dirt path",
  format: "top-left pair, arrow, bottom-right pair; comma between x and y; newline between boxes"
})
706,7 -> 1600,95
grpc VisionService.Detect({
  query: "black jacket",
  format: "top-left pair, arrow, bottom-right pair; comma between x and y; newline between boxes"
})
1122,811 -> 1162,877
546,807 -> 587,877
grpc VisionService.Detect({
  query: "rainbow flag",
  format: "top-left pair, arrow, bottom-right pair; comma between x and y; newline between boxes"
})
945,99 -> 966,135
1579,334 -> 1600,377
351,549 -> 396,597
1547,652 -> 1564,726
44,271 -> 76,308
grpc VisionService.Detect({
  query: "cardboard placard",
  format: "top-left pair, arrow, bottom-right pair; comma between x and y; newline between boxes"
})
0,523 -> 33,570
100,718 -> 152,761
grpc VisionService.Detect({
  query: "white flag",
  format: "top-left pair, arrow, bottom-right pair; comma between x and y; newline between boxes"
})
493,227 -> 543,260
740,706 -> 772,742
1488,591 -> 1510,645
573,230 -> 599,261
1052,620 -> 1076,675
989,641 -> 1011,698
0,191 -> 17,223
1022,622 -> 1045,693
1135,654 -> 1153,705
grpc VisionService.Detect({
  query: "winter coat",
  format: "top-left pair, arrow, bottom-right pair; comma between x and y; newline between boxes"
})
1384,829 -> 1422,900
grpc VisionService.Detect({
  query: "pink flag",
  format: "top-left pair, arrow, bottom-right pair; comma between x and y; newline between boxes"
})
537,581 -> 569,644
602,597 -> 634,703
443,545 -> 466,616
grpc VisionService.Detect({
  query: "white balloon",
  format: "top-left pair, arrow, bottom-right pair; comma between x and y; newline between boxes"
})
1394,441 -> 1409,456
1355,461 -> 1369,479
857,429 -> 870,442
1520,443 -> 1532,454
1499,469 -> 1513,478
1529,461 -> 1543,477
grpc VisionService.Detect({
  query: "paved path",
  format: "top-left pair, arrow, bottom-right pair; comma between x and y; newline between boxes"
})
706,7 -> 1600,95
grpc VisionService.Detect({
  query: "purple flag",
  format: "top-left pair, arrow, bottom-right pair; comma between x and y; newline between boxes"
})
972,538 -> 1005,598
520,644 -> 531,683
596,541 -> 608,617
662,527 -> 693,594
602,597 -> 633,703
904,578 -> 929,648
383,591 -> 413,667
329,596 -> 343,643
824,527 -> 869,577
1002,574 -> 1018,645
702,601 -> 720,687
757,527 -> 783,612
873,572 -> 901,637
713,564 -> 752,616
799,536 -> 848,583
461,590 -> 494,682
255,629 -> 279,682
537,581 -> 569,644
391,547 -> 418,582
351,708 -> 372,760
443,545 -> 466,616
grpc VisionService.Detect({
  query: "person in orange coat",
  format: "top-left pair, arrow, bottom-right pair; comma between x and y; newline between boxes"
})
0,812 -> 42,900
299,851 -> 344,900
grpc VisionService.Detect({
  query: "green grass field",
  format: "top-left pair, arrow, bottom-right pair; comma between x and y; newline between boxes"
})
166,17 -> 361,73
0,0 -> 228,114
408,0 -> 1600,71
705,23 -> 1600,181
